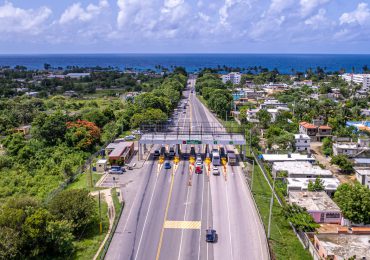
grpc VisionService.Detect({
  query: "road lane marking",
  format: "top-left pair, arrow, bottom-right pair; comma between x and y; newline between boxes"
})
177,184 -> 191,260
134,172 -> 160,260
206,179 -> 210,260
164,220 -> 201,229
225,182 -> 234,260
197,165 -> 205,260
156,172 -> 175,260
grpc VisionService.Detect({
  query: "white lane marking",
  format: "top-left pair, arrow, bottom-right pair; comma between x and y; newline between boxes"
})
236,164 -> 267,259
177,182 -> 191,260
225,182 -> 234,260
197,167 -> 205,260
134,171 -> 160,260
206,179 -> 210,260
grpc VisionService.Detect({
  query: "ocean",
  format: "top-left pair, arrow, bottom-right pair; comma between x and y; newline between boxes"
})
0,54 -> 370,74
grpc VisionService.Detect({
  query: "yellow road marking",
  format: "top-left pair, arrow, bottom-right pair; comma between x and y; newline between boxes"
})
156,170 -> 175,260
164,220 -> 201,229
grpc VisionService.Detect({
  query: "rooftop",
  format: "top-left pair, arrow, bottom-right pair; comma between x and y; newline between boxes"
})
273,161 -> 332,177
294,134 -> 310,140
315,233 -> 370,259
261,153 -> 316,162
287,177 -> 340,191
289,191 -> 340,212
355,168 -> 370,176
108,142 -> 134,157
354,158 -> 370,164
300,122 -> 317,129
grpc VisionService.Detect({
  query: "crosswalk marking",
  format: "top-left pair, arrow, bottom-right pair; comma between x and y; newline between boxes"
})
164,220 -> 201,230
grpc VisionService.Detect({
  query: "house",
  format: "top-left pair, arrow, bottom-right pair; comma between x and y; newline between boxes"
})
259,99 -> 288,110
246,105 -> 289,123
332,138 -> 370,158
354,158 -> 370,167
221,72 -> 241,84
96,159 -> 108,173
289,191 -> 342,224
355,168 -> 370,188
66,73 -> 90,79
64,90 -> 78,97
314,233 -> 370,260
341,73 -> 370,89
106,141 -> 135,165
272,161 -> 333,178
287,177 -> 340,196
361,108 -> 370,117
14,125 -> 31,135
299,120 -> 332,142
261,153 -> 316,163
294,134 -> 311,152
293,80 -> 313,87
25,91 -> 39,97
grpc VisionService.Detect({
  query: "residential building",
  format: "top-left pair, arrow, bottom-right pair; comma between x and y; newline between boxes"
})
221,72 -> 241,84
299,120 -> 332,142
354,158 -> 370,167
355,168 -> 370,188
332,138 -> 370,158
293,80 -> 313,87
259,99 -> 288,109
246,100 -> 289,123
360,108 -> 370,117
294,134 -> 311,152
25,91 -> 39,97
261,153 -> 316,163
287,177 -> 340,196
289,191 -> 342,224
272,161 -> 332,178
66,73 -> 91,79
341,73 -> 370,89
14,125 -> 31,135
314,233 -> 370,260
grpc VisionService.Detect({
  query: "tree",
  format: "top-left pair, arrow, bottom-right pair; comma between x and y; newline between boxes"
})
331,155 -> 354,173
32,111 -> 69,145
308,177 -> 324,191
322,137 -> 332,156
130,108 -> 168,128
65,120 -> 101,151
48,189 -> 96,234
284,204 -> 319,232
256,109 -> 271,129
334,183 -> 370,224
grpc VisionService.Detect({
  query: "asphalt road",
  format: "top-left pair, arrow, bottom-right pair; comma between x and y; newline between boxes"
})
105,80 -> 269,260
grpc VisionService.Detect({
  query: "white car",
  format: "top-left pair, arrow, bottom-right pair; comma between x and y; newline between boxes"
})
124,135 -> 135,141
212,167 -> 220,175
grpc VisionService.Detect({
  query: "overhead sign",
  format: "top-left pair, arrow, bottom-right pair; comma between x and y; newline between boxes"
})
214,141 -> 218,145
186,140 -> 202,144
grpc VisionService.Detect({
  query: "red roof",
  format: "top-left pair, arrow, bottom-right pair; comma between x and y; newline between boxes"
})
319,125 -> 332,130
300,122 -> 317,129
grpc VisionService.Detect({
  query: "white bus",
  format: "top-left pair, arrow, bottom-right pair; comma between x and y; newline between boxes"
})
212,151 -> 221,166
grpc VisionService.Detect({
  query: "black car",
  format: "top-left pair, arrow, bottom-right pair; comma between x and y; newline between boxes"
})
154,150 -> 160,157
206,229 -> 218,243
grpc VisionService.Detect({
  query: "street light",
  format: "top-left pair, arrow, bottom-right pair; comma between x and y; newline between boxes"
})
267,175 -> 276,239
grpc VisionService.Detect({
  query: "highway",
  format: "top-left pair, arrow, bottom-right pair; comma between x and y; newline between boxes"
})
105,78 -> 269,260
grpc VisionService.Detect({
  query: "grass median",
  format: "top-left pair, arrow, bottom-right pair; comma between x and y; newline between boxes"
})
251,164 -> 312,260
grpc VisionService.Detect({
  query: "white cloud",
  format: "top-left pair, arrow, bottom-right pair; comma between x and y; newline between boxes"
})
268,0 -> 295,14
304,9 -> 330,29
198,12 -> 210,22
0,2 -> 52,34
300,0 -> 330,17
59,0 -> 109,24
340,2 -> 370,26
219,0 -> 252,26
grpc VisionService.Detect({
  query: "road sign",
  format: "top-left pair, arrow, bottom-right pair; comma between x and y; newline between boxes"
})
213,141 -> 218,145
229,141 -> 234,145
186,140 -> 202,145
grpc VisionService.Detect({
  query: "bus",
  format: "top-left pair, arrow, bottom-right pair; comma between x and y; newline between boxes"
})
227,151 -> 237,166
212,151 -> 221,166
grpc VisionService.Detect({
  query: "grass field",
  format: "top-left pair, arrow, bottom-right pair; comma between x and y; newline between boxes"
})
251,163 -> 312,260
73,197 -> 109,260
67,172 -> 104,191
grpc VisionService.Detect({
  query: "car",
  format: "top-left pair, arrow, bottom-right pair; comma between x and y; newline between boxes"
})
183,111 -> 186,114
124,135 -> 135,141
164,162 -> 171,169
196,161 -> 203,169
195,166 -> 202,174
206,229 -> 218,243
212,167 -> 220,176
109,166 -> 125,174
154,150 -> 160,157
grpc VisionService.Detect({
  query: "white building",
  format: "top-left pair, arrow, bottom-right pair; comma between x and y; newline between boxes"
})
294,134 -> 311,152
287,177 -> 340,196
361,109 -> 370,117
332,138 -> 370,158
355,168 -> 370,188
341,73 -> 370,89
261,153 -> 316,163
221,72 -> 241,84
272,161 -> 333,178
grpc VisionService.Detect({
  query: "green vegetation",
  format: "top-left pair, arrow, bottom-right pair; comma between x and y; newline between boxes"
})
251,162 -> 312,260
284,204 -> 319,232
334,183 -> 370,224
307,177 -> 325,192
331,155 -> 354,173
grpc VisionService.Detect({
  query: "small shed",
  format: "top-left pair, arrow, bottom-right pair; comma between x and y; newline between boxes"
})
96,159 -> 108,172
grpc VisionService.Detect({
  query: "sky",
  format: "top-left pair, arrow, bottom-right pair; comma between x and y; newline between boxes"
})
0,0 -> 370,54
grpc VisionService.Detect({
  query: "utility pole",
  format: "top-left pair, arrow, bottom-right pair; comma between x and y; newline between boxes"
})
251,159 -> 255,191
90,160 -> 93,188
267,177 -> 276,239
